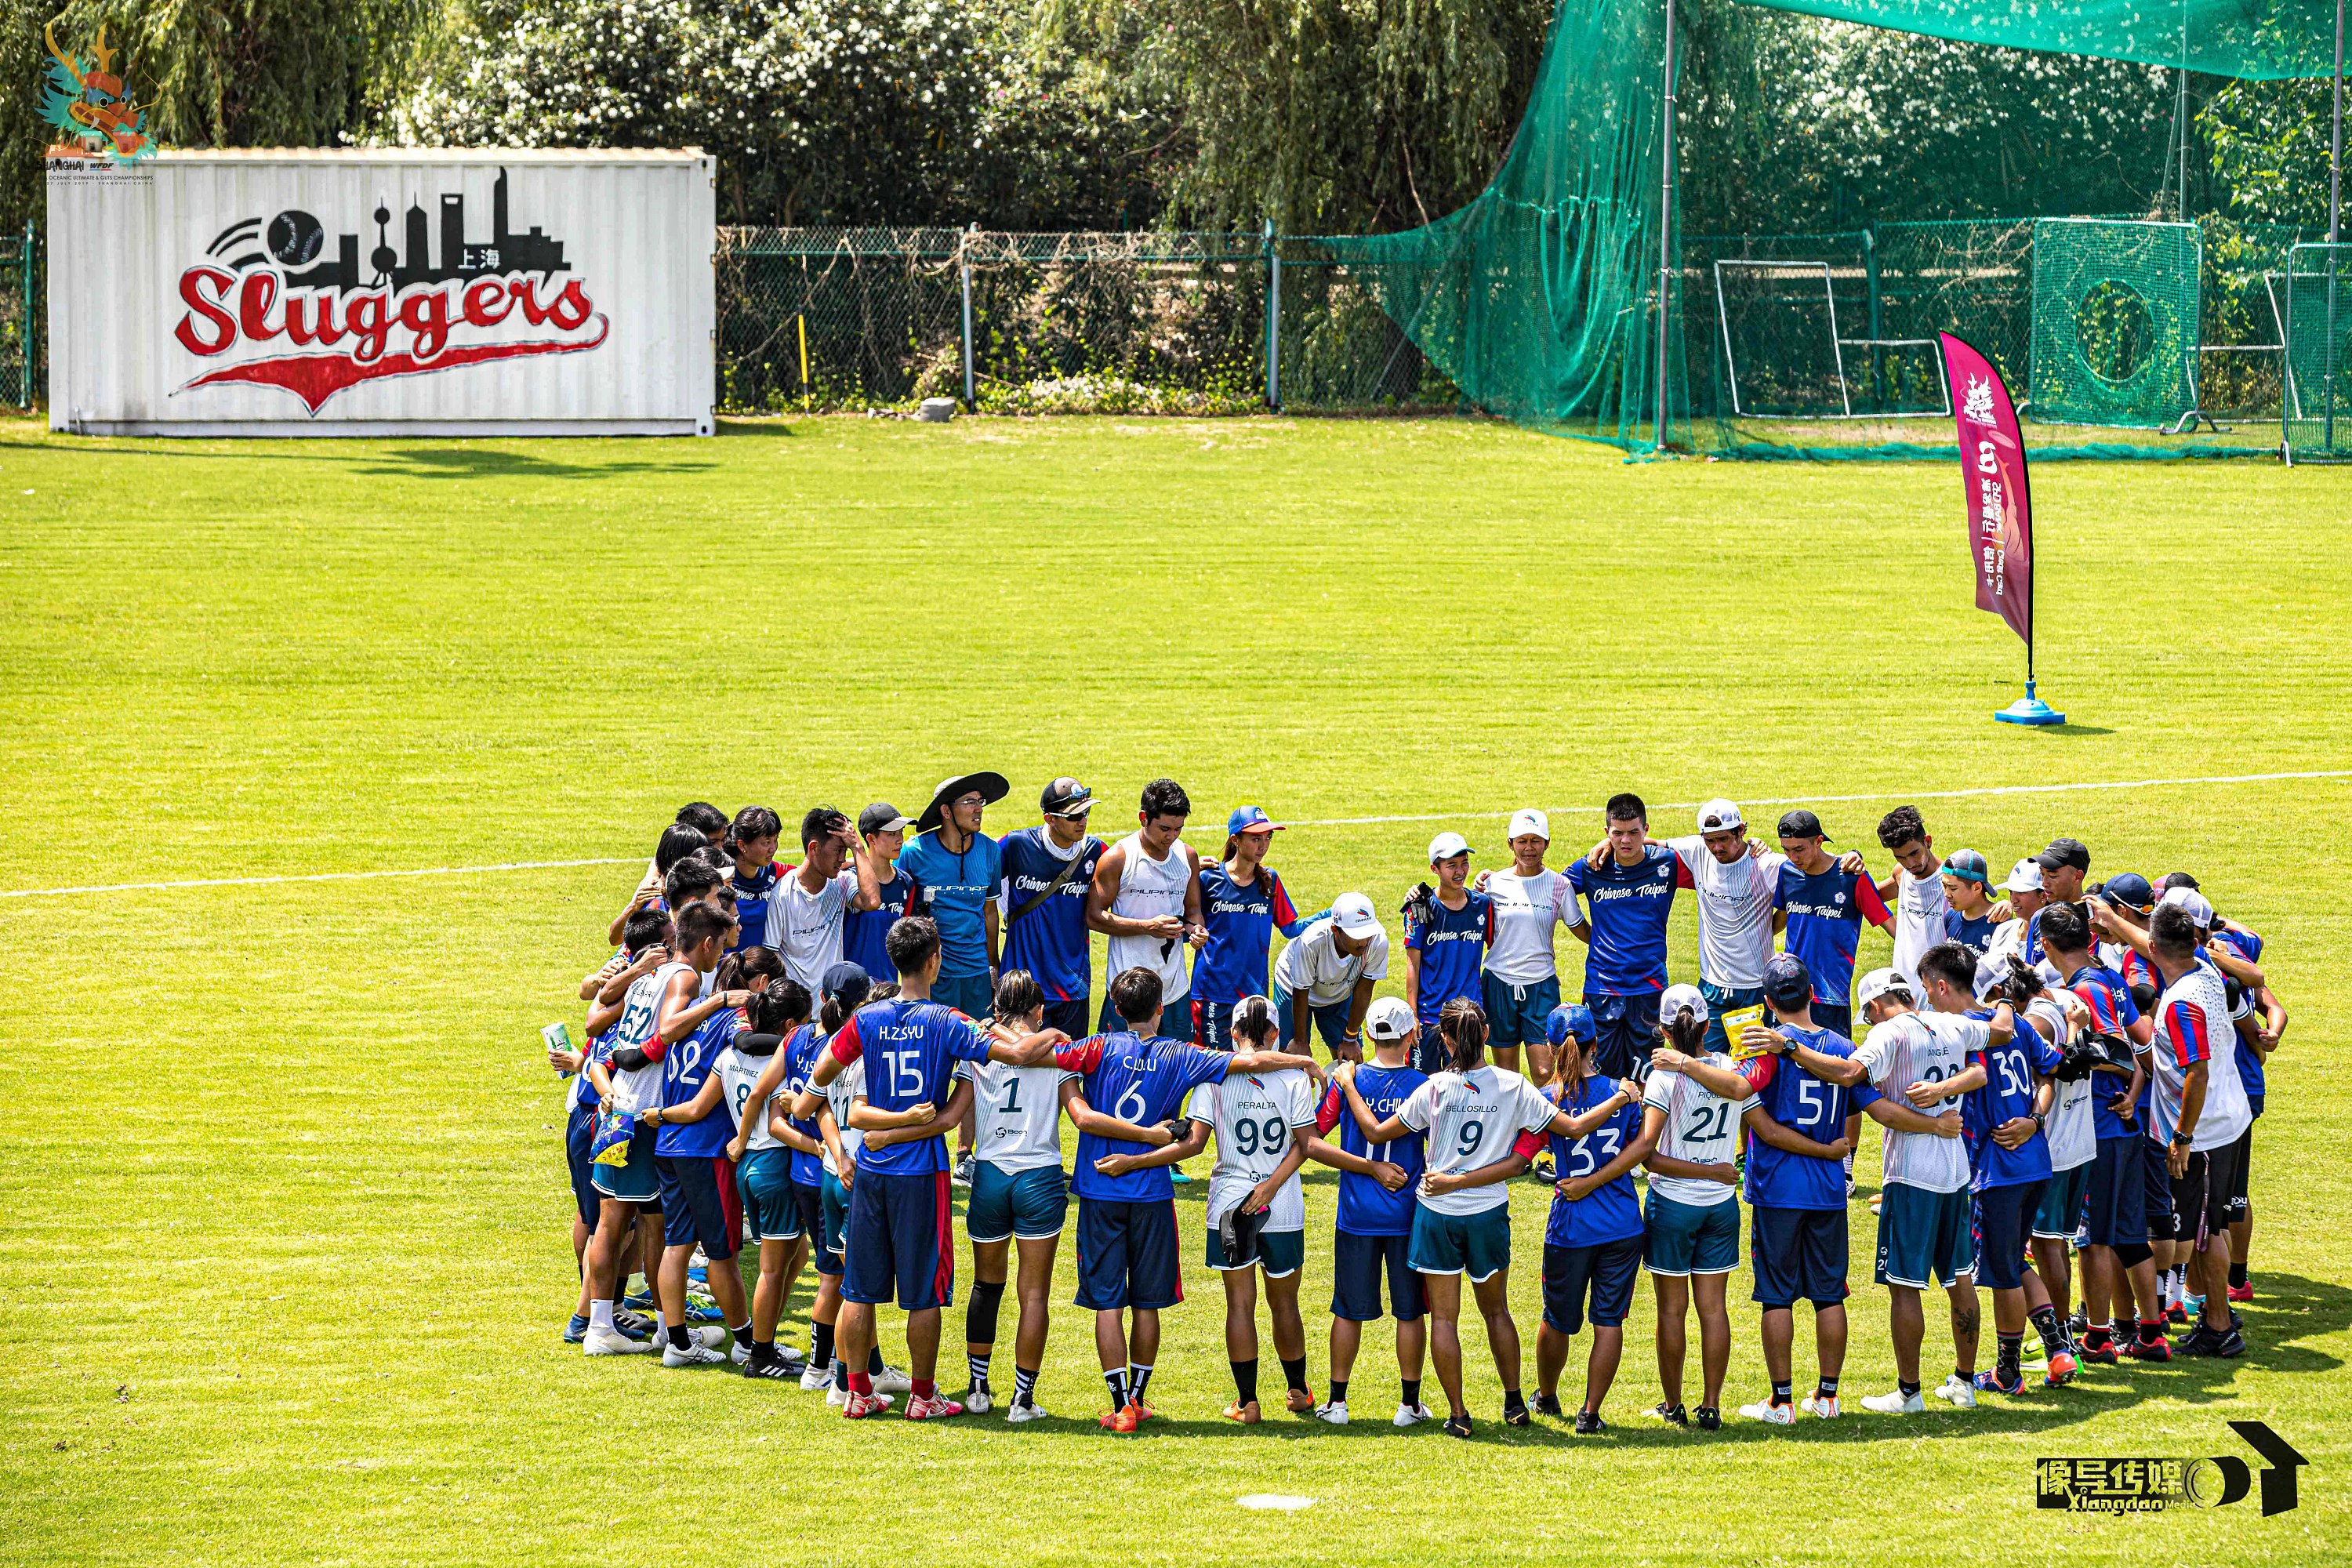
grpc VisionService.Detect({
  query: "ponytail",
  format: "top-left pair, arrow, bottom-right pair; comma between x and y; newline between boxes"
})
1439,997 -> 1488,1074
717,945 -> 785,996
1231,994 -> 1279,1050
747,977 -> 811,1034
1661,1007 -> 1707,1055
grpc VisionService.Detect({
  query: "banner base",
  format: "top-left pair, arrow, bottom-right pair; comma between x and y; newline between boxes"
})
1994,683 -> 2066,727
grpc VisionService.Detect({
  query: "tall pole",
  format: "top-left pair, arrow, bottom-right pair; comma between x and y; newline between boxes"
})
2333,0 -> 2344,243
1655,0 -> 1678,451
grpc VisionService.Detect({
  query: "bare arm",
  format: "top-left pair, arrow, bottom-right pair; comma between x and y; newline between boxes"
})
1548,1081 -> 1641,1138
866,1079 -> 972,1149
1425,1149 -> 1530,1196
642,1069 -> 728,1129
1238,1127 -> 1315,1214
1741,1103 -> 1848,1160
726,1051 -> 796,1160
847,1094 -> 939,1133
1650,1047 -> 1755,1102
985,1026 -> 1071,1067
1305,1134 -> 1406,1190
1863,1098 -> 1962,1137
1094,1119 -> 1209,1177
848,830 -> 881,913
1056,1080 -> 1177,1145
1553,1120 -> 1659,1202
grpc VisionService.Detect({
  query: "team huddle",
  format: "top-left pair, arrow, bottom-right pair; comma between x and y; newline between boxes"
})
546,771 -> 2285,1436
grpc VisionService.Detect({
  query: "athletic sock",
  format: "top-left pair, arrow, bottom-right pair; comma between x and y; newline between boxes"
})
1402,1377 -> 1422,1409
731,1322 -> 753,1352
831,1359 -> 848,1393
666,1324 -> 692,1351
1232,1358 -> 1258,1405
1899,1379 -> 1921,1399
1128,1363 -> 1155,1405
911,1378 -> 935,1401
848,1370 -> 873,1396
1013,1366 -> 1040,1407
1771,1378 -> 1793,1406
1502,1388 -> 1527,1414
2229,1261 -> 2249,1288
2136,1318 -> 2166,1345
811,1321 -> 835,1370
589,1300 -> 615,1334
1280,1356 -> 1309,1395
1329,1378 -> 1348,1405
2029,1304 -> 2067,1361
1817,1375 -> 1839,1399
967,1352 -> 991,1390
1996,1332 -> 2024,1383
866,1345 -> 885,1375
1104,1368 -> 1130,1409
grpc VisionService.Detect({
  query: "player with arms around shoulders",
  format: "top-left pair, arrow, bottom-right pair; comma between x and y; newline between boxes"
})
1478,808 -> 1577,1079
1403,833 -> 1494,1072
1190,806 -> 1305,1050
1564,793 -> 1680,1079
997,779 -> 1106,1040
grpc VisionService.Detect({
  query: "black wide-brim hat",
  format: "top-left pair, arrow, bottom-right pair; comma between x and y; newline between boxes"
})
916,771 -> 1010,833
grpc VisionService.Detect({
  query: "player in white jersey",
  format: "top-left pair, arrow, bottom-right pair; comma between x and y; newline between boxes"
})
1634,986 -> 1758,1425
2021,984 -> 2096,1365
767,807 -> 882,989
1663,800 -> 1787,1055
955,971 -> 1081,1420
1087,777 -> 1207,1033
1872,805 -> 1951,991
2142,903 -> 2253,1356
1475,808 -> 1577,1077
712,980 -> 817,1380
1191,995 -> 1323,1423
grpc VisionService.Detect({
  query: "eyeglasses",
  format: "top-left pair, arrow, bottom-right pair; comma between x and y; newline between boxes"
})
953,794 -> 985,809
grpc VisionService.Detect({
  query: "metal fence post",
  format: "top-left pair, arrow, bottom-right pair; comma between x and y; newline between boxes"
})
960,224 -> 976,409
20,220 -> 33,410
1264,220 -> 1281,411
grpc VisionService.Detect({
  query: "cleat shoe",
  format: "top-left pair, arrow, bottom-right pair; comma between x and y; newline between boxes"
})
1573,1410 -> 1607,1435
583,1327 -> 655,1356
1170,1167 -> 1192,1183
744,1351 -> 797,1381
2124,1335 -> 2172,1363
2165,1301 -> 2190,1327
620,1289 -> 655,1312
730,1339 -> 753,1367
872,1364 -> 913,1396
962,1385 -> 993,1415
1861,1388 -> 1924,1415
681,1300 -> 724,1325
1973,1368 -> 2026,1396
2227,1281 -> 2253,1304
1127,1402 -> 1158,1424
1314,1400 -> 1348,1425
1737,1399 -> 1795,1425
1110,1403 -> 1146,1434
1648,1401 -> 1689,1427
1531,1156 -> 1559,1182
952,1153 -> 975,1189
1219,1400 -> 1261,1425
662,1339 -> 728,1367
799,1363 -> 833,1392
1694,1406 -> 1722,1432
1801,1393 -> 1842,1420
1392,1402 -> 1434,1428
2043,1350 -> 2078,1388
1286,1388 -> 1318,1416
840,1392 -> 891,1419
1934,1374 -> 1978,1409
2079,1341 -> 2119,1367
2179,1327 -> 2246,1359
1005,1400 -> 1049,1424
1534,1393 -> 1564,1417
612,1309 -> 655,1338
563,1316 -> 590,1345
1443,1414 -> 1474,1439
904,1393 -> 964,1420
2068,1309 -> 2089,1341
1503,1403 -> 1530,1428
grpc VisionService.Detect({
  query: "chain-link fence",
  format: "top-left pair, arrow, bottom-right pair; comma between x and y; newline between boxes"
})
0,225 -> 38,410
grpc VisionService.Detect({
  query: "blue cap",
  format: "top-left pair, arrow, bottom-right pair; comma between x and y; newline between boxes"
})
1226,805 -> 1283,837
1546,1003 -> 1597,1048
1762,952 -> 1813,1008
820,960 -> 871,1007
2100,871 -> 2156,913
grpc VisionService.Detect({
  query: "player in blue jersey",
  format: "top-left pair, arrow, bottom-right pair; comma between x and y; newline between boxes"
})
1192,806 -> 1305,1049
996,778 -> 1105,1038
1563,793 -> 1678,1078
724,807 -> 786,954
841,803 -> 913,982
897,771 -> 1008,1022
1937,850 -> 2000,957
1772,809 -> 1893,1040
1308,998 -> 1429,1426
1403,832 -> 1494,1066
803,916 -> 1069,1420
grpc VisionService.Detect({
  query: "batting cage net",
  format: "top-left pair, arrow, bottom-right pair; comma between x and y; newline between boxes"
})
2282,243 -> 2352,461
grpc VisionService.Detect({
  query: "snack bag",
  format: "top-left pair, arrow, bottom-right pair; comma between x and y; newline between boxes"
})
1721,1004 -> 1774,1058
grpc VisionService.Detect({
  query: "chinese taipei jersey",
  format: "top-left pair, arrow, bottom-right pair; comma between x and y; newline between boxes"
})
2067,963 -> 2147,1142
1852,1010 -> 1984,1194
716,1037 -> 783,1154
1401,1065 -> 1558,1217
1519,1074 -> 1644,1247
1317,1063 -> 1428,1236
1055,1031 -> 1235,1202
958,1053 -> 1078,1174
658,1006 -> 743,1158
1962,1007 -> 2063,1192
1774,862 -> 1891,1007
998,827 -> 1104,1004
1740,1027 -> 1870,1210
1192,862 -> 1300,1004
779,1022 -> 829,1182
1192,1069 -> 1318,1232
2211,927 -> 2267,1101
842,869 -> 913,983
728,862 -> 785,954
1642,1051 -> 1759,1207
1564,846 -> 1678,994
1405,889 -> 1494,1024
826,998 -> 992,1175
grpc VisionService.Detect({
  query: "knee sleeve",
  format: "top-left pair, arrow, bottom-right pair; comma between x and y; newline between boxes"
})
967,1279 -> 1007,1347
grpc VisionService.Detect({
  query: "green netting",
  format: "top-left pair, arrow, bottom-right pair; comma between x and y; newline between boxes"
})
2030,219 -> 2201,427
2282,243 -> 2352,459
1739,0 -> 2338,78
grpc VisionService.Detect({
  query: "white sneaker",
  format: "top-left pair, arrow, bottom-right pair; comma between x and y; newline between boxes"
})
1006,1400 -> 1050,1424
1861,1388 -> 1924,1414
1314,1399 -> 1349,1425
872,1364 -> 913,1396
1392,1402 -> 1434,1428
964,1385 -> 993,1414
799,1364 -> 832,1392
688,1325 -> 728,1352
1800,1392 -> 1842,1420
729,1338 -> 752,1366
583,1327 -> 655,1356
662,1339 -> 728,1367
1933,1374 -> 1978,1409
1737,1399 -> 1795,1425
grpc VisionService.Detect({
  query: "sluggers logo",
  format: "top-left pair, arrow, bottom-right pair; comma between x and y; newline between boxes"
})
173,168 -> 606,413
2037,1421 -> 2307,1515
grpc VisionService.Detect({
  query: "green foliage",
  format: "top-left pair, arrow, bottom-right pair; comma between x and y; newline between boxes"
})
2205,75 -> 2343,228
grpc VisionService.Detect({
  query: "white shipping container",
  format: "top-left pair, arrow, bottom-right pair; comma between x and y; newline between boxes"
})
48,148 -> 715,436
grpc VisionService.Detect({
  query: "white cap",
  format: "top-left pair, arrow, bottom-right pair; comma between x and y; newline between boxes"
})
1695,798 -> 1744,833
1661,982 -> 1708,1027
1428,830 -> 1472,862
2159,885 -> 2215,929
1508,808 -> 1550,842
1856,967 -> 1914,1008
1330,891 -> 1384,940
1364,996 -> 1416,1041
2002,858 -> 2044,894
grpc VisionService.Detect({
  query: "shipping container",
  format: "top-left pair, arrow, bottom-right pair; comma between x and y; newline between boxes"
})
48,148 -> 714,435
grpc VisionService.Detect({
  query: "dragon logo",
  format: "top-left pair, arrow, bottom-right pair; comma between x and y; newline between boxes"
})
42,24 -> 156,164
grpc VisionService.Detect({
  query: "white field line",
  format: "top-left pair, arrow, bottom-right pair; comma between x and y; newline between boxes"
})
3,768 -> 2347,902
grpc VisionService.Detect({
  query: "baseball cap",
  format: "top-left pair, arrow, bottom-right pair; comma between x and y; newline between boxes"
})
2159,885 -> 2216,929
1661,982 -> 1709,1028
1330,891 -> 1384,940
1508,808 -> 1550,842
1941,849 -> 1991,886
1777,808 -> 1831,842
2098,870 -> 2155,913
1546,1002 -> 1597,1047
1855,967 -> 1913,1009
858,802 -> 912,837
1364,996 -> 1416,1042
2002,857 -> 2044,894
820,960 -> 873,1007
1226,805 -> 1283,837
1761,952 -> 1813,1008
1428,830 -> 1472,862
2034,837 -> 2092,874
1040,777 -> 1094,818
1696,798 -> 1744,833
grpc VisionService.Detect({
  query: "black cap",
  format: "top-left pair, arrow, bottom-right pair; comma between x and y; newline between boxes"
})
1040,776 -> 1094,817
1762,952 -> 1813,1008
1777,808 -> 1831,842
2034,837 -> 2091,874
858,801 -> 912,837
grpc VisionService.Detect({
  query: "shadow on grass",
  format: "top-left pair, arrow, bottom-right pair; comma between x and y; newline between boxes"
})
0,437 -> 719,480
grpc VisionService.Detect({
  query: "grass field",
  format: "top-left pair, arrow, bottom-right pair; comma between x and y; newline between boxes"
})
2,412 -> 2348,1566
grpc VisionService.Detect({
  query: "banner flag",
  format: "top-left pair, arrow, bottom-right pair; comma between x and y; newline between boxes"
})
1940,332 -> 2032,650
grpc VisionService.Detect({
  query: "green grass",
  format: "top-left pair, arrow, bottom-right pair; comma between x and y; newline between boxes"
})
2,413 -> 2348,1565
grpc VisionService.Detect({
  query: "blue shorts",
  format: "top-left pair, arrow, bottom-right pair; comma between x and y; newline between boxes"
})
655,1153 -> 742,1261
1075,1196 -> 1184,1311
1272,984 -> 1352,1054
737,1147 -> 804,1243
1750,1205 -> 1848,1308
1542,1236 -> 1641,1334
1481,972 -> 1559,1049
1406,1204 -> 1512,1283
2140,1135 -> 2175,1237
2083,1137 -> 2147,1250
1586,992 -> 1662,1080
1206,1225 -> 1306,1278
2034,1161 -> 2092,1241
933,971 -> 994,1022
1331,1229 -> 1424,1321
1643,1190 -> 1740,1276
1699,982 -> 1765,1055
967,1160 -> 1069,1243
1875,1182 -> 1976,1289
1042,997 -> 1091,1039
564,1099 -> 601,1229
590,1121 -> 660,1205
815,1171 -> 849,1276
1972,1179 -> 2045,1290
841,1168 -> 953,1310
1192,998 -> 1235,1051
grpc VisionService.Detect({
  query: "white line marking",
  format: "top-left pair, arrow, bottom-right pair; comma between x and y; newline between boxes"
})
2,768 -> 2345,901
